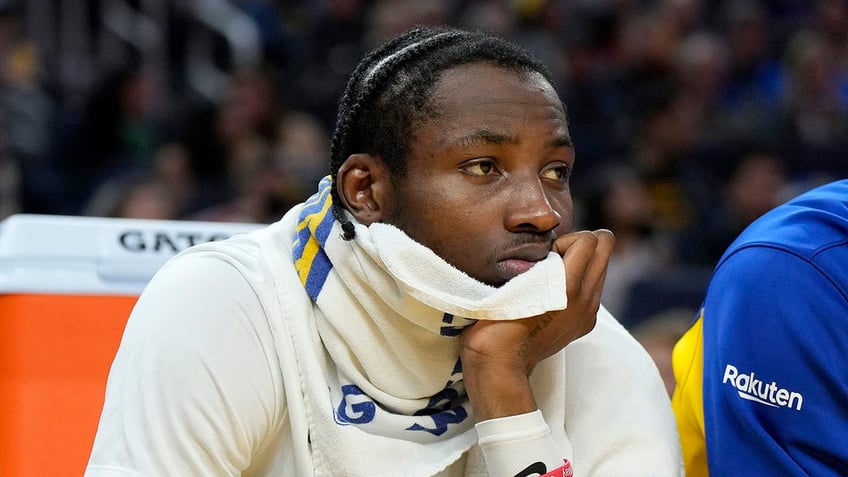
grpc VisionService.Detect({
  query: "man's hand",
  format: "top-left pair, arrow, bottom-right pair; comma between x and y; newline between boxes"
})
459,229 -> 615,420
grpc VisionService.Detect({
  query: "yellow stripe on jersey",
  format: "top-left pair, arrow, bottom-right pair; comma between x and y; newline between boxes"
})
672,308 -> 708,477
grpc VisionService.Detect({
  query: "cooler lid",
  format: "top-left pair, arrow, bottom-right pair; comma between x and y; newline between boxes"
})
0,214 -> 263,295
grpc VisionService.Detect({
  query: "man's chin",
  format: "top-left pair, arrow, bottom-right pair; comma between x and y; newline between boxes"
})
475,271 -> 511,288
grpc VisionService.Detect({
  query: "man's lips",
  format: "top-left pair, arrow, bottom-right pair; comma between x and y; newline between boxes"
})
496,245 -> 552,276
497,258 -> 540,275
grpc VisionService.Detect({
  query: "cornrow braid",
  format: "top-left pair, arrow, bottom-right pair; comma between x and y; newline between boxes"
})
329,26 -> 552,240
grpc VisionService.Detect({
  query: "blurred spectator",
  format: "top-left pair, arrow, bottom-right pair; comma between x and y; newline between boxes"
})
215,67 -> 281,183
176,66 -> 283,222
82,142 -> 195,220
0,4 -> 60,214
671,31 -> 731,155
59,63 -> 162,213
272,110 -> 330,206
292,0 -> 368,128
455,0 -> 515,36
190,104 -> 328,224
366,0 -> 451,46
780,28 -> 848,179
581,163 -> 674,318
555,7 -> 627,188
624,79 -> 710,243
239,0 -> 301,66
82,174 -> 178,220
679,147 -> 790,266
814,0 -> 848,78
716,0 -> 787,143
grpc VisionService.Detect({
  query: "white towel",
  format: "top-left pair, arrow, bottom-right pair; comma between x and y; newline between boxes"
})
362,222 -> 568,320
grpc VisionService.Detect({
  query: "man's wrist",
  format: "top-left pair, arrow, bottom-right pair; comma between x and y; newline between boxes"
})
464,366 -> 536,420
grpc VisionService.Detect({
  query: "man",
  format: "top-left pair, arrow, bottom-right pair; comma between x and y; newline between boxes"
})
673,179 -> 848,475
86,26 -> 682,476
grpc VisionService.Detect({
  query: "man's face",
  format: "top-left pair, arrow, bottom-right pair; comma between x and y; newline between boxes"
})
382,63 -> 574,287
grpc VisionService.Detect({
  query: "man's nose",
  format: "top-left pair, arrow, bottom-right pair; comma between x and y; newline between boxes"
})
504,179 -> 561,233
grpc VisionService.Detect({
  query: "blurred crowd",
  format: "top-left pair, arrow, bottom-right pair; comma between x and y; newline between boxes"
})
1,0 -> 847,344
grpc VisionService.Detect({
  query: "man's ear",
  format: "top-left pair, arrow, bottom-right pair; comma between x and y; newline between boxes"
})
336,153 -> 391,225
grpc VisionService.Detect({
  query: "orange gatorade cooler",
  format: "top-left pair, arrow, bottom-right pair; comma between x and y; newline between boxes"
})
0,214 -> 261,477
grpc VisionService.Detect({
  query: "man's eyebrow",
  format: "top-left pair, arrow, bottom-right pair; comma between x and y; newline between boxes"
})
447,129 -> 518,147
445,129 -> 574,148
550,135 -> 573,148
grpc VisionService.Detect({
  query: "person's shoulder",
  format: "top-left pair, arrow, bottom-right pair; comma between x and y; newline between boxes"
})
723,179 -> 848,264
173,207 -> 302,276
167,228 -> 267,280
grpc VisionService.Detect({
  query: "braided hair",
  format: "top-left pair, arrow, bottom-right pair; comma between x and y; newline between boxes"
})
329,26 -> 553,240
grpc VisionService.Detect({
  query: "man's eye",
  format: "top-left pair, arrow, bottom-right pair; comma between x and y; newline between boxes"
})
541,164 -> 570,182
462,160 -> 497,176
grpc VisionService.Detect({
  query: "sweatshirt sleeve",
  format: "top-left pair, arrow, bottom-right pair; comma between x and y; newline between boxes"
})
476,410 -> 568,477
85,252 -> 284,476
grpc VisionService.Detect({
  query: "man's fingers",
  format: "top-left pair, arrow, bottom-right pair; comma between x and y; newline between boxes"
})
584,229 -> 614,289
553,229 -> 615,298
584,229 -> 614,302
594,228 -> 615,254
554,231 -> 596,295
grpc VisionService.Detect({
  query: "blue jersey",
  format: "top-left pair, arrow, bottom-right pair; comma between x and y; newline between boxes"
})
673,179 -> 848,476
